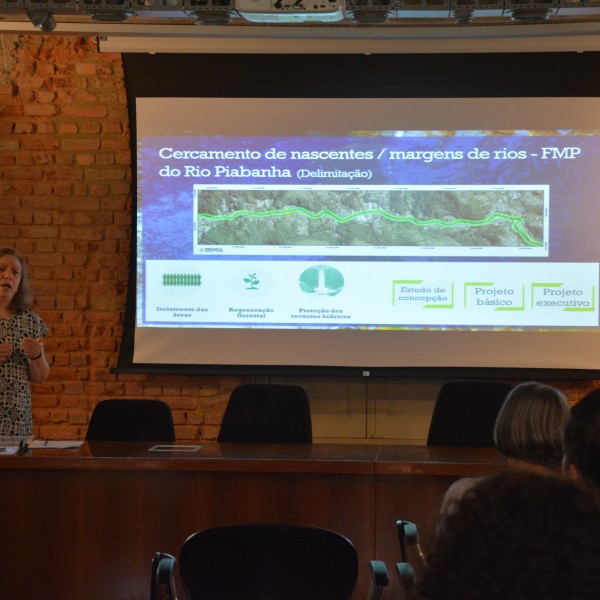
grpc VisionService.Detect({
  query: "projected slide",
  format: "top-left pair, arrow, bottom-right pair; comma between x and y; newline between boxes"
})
132,97 -> 600,368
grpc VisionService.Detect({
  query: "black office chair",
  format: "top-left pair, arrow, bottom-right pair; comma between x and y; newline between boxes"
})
85,399 -> 176,442
151,523 -> 388,600
426,380 -> 512,447
217,383 -> 312,443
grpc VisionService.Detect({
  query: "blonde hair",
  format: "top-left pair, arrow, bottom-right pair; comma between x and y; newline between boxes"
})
493,382 -> 568,468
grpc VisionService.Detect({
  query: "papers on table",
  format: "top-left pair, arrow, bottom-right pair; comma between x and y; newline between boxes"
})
28,440 -> 84,449
0,439 -> 85,453
148,444 -> 202,452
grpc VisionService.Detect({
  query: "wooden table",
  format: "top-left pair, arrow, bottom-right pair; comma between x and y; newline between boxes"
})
0,442 -> 505,600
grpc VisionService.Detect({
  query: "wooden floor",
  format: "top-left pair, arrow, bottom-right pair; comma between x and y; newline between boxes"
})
0,441 -> 505,600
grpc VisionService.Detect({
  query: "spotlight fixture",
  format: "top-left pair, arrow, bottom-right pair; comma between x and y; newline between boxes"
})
88,9 -> 134,20
81,0 -> 134,22
27,9 -> 57,31
350,9 -> 390,23
347,0 -> 395,24
451,0 -> 474,23
185,0 -> 237,24
452,5 -> 474,23
509,7 -> 552,21
187,10 -> 235,24
504,0 -> 555,22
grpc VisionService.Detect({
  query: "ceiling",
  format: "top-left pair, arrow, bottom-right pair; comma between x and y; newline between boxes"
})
2,0 -> 600,53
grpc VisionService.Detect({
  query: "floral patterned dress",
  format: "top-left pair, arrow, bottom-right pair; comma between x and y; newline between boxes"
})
0,309 -> 48,437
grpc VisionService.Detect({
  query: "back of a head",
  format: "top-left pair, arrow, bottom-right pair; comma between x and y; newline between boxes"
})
421,470 -> 600,600
564,389 -> 600,492
493,381 -> 568,468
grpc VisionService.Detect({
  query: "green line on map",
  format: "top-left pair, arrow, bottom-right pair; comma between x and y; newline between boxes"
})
198,207 -> 543,247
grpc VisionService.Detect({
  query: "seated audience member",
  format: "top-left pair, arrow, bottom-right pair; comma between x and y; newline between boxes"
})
421,470 -> 600,600
441,381 -> 569,512
563,388 -> 600,493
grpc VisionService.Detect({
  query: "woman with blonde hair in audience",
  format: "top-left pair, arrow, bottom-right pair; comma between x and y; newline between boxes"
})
440,381 -> 569,513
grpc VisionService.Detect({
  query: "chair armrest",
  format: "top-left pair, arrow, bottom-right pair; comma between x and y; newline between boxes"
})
396,562 -> 416,591
397,520 -> 428,569
366,560 -> 389,600
151,552 -> 178,600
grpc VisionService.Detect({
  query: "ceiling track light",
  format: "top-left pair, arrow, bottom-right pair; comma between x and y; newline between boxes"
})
509,7 -> 552,22
87,9 -> 134,21
7,0 -> 598,30
452,6 -> 473,23
186,9 -> 236,24
27,9 -> 57,31
351,9 -> 391,23
347,0 -> 395,24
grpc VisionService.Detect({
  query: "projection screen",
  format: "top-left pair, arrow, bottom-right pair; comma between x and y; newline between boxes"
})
129,96 -> 600,372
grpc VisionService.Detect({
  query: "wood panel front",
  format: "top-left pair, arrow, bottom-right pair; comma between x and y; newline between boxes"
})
0,442 -> 504,600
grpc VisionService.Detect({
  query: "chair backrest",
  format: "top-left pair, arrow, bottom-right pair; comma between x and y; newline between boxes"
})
426,380 -> 512,447
178,523 -> 359,600
217,383 -> 312,443
85,399 -> 176,442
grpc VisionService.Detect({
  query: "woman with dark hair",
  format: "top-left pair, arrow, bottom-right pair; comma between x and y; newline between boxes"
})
440,381 -> 569,513
563,389 -> 600,493
421,471 -> 600,600
0,247 -> 49,438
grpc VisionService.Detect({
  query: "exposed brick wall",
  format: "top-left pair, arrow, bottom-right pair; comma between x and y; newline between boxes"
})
0,34 -> 597,441
0,34 -> 245,440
